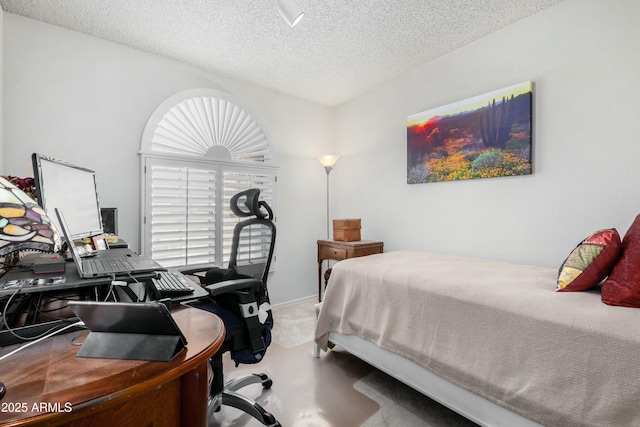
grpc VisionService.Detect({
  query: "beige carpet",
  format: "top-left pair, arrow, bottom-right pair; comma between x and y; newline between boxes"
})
210,298 -> 478,426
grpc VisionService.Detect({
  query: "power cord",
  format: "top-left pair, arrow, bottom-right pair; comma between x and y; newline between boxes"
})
103,274 -> 117,301
2,283 -> 78,341
127,272 -> 145,302
0,320 -> 85,363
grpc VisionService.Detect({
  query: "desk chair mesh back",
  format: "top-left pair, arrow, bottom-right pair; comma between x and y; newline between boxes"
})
209,188 -> 275,287
183,188 -> 279,427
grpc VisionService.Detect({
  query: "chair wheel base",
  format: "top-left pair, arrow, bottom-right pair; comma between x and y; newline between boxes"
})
209,373 -> 280,427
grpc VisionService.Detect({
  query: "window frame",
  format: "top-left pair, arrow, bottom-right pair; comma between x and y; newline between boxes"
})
138,88 -> 278,271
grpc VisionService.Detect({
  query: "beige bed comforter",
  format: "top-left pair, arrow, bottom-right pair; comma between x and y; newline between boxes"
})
314,251 -> 640,427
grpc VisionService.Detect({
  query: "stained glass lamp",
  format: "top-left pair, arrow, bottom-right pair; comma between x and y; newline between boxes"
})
0,176 -> 57,258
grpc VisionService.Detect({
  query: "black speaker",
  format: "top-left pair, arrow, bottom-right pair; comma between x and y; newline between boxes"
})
101,208 -> 118,235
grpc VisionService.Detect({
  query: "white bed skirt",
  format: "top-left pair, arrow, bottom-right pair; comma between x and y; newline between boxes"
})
327,331 -> 542,427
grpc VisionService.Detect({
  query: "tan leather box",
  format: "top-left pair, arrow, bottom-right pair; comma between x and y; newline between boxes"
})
332,218 -> 361,241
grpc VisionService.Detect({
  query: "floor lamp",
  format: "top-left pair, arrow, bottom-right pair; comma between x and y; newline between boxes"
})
316,155 -> 341,239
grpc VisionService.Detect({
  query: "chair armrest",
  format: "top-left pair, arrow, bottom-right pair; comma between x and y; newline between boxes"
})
204,277 -> 262,297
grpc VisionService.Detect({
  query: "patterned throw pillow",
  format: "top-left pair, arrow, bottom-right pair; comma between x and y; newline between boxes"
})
556,228 -> 622,292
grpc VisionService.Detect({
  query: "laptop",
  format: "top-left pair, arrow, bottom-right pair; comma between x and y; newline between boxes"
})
55,208 -> 165,279
68,300 -> 187,361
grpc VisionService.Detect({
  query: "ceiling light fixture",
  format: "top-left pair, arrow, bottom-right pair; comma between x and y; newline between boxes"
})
275,0 -> 304,28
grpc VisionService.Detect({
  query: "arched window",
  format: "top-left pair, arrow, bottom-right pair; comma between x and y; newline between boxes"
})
140,89 -> 277,268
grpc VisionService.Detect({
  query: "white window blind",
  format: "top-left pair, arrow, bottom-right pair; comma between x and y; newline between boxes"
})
143,156 -> 276,269
146,159 -> 217,267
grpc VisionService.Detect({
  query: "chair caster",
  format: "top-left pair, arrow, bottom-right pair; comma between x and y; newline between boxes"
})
258,373 -> 273,389
262,410 -> 280,426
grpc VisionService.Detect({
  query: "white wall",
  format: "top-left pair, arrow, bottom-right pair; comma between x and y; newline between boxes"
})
4,0 -> 639,304
1,14 -> 333,304
0,9 -> 4,173
332,0 -> 640,268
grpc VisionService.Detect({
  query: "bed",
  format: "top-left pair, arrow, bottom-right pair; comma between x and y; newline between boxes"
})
314,250 -> 640,427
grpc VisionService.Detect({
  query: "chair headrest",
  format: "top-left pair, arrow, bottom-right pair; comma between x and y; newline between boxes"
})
230,189 -> 273,220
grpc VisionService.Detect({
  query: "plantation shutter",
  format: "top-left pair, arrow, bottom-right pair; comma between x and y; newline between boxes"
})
140,89 -> 277,270
143,157 -> 276,269
145,158 -> 218,268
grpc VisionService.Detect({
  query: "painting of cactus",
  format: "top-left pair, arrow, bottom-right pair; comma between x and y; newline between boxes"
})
407,81 -> 532,184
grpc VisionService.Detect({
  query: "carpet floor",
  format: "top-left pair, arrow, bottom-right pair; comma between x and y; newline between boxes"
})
209,297 -> 479,427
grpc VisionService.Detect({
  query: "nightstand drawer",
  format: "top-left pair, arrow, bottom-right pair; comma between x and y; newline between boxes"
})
318,246 -> 347,261
317,239 -> 384,302
353,246 -> 383,257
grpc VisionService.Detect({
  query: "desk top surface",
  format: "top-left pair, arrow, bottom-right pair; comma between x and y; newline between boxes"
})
0,306 -> 224,425
0,249 -> 158,297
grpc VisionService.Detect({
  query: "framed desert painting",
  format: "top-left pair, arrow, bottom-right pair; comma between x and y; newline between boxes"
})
407,81 -> 533,184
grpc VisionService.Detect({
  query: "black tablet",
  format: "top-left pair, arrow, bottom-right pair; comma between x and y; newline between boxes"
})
68,301 -> 187,361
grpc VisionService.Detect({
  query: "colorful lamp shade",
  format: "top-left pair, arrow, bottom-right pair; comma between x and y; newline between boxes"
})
0,176 -> 57,257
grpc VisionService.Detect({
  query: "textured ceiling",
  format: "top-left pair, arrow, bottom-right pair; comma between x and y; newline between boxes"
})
0,0 -> 563,106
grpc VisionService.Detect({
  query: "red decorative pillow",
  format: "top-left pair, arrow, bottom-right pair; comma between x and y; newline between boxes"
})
556,228 -> 622,292
603,215 -> 640,306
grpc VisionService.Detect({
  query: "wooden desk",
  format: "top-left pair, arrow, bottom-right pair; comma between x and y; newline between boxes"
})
0,307 -> 224,427
317,239 -> 384,302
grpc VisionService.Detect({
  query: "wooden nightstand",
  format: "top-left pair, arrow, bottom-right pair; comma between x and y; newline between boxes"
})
317,239 -> 384,301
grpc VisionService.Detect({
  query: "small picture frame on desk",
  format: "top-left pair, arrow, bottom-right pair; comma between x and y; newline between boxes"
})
91,234 -> 109,251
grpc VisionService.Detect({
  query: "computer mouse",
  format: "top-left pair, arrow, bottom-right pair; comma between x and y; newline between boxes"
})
0,381 -> 6,399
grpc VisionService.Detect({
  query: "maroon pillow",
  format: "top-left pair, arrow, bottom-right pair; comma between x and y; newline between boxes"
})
602,215 -> 640,307
556,228 -> 622,292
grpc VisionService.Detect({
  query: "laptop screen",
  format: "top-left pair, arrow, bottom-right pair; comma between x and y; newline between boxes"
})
54,208 -> 87,275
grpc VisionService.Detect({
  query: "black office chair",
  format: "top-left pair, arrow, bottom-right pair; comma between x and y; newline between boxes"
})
182,188 -> 279,427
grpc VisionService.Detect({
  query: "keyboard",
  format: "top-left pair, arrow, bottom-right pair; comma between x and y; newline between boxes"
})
84,257 -> 132,274
152,271 -> 194,295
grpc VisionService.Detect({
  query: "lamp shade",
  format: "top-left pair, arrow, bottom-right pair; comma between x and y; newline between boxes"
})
316,155 -> 341,169
0,176 -> 57,257
275,0 -> 304,28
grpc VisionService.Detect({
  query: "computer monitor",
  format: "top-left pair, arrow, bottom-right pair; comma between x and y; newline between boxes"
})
32,153 -> 104,239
